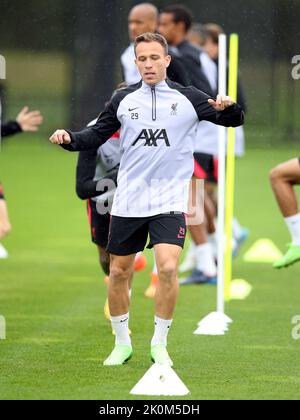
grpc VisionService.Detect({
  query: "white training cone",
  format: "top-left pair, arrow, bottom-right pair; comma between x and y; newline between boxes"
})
130,363 -> 190,396
194,312 -> 232,336
197,312 -> 233,327
194,325 -> 226,336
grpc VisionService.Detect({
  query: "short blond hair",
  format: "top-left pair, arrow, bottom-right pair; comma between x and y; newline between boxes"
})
204,23 -> 225,45
134,33 -> 169,56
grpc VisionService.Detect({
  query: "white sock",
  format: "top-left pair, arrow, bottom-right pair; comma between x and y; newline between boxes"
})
208,232 -> 218,259
151,316 -> 173,347
285,214 -> 300,246
179,240 -> 196,270
110,313 -> 131,347
187,239 -> 196,255
195,243 -> 217,277
232,237 -> 237,251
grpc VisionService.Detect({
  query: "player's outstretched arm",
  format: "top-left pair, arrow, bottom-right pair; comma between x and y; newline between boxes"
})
189,88 -> 244,128
16,107 -> 43,132
208,94 -> 235,111
49,99 -> 121,152
49,129 -> 71,145
1,107 -> 42,137
206,94 -> 244,127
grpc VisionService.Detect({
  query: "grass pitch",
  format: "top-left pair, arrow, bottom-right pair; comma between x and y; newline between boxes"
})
0,136 -> 300,400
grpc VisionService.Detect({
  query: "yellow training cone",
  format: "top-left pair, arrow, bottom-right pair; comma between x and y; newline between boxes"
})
230,279 -> 253,300
243,239 -> 283,263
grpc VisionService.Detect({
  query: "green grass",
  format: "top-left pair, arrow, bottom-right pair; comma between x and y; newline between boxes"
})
1,136 -> 300,400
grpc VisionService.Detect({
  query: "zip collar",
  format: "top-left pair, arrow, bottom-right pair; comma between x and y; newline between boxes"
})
141,79 -> 168,92
140,80 -> 170,121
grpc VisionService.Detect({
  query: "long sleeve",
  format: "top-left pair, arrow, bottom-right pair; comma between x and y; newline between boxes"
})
185,87 -> 244,127
237,74 -> 247,113
62,99 -> 121,152
1,121 -> 22,137
76,149 -> 98,200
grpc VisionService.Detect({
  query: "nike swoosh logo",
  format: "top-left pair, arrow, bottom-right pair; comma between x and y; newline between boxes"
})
120,318 -> 129,323
128,107 -> 139,112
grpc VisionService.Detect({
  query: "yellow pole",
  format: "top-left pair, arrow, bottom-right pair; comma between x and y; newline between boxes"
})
224,34 -> 239,301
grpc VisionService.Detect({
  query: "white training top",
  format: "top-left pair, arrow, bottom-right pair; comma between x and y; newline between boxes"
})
64,80 -> 244,217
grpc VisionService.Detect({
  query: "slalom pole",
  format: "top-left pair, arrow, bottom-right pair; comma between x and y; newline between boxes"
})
217,34 -> 227,314
224,34 -> 239,301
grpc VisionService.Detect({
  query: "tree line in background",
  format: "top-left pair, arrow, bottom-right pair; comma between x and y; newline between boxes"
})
1,0 -> 300,139
1,0 -> 299,59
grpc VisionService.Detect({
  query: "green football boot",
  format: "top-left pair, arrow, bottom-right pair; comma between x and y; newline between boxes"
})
273,244 -> 300,269
103,345 -> 133,366
151,344 -> 173,367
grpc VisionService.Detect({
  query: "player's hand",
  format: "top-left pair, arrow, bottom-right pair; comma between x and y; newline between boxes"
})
16,106 -> 43,132
208,95 -> 234,111
49,130 -> 71,145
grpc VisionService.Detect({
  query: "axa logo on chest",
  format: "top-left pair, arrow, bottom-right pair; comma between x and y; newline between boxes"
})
132,129 -> 170,147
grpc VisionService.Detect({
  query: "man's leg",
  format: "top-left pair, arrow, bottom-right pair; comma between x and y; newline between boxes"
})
0,197 -> 10,259
104,254 -> 136,366
97,245 -> 133,327
270,159 -> 300,268
270,159 -> 300,216
88,201 -> 112,319
108,254 -> 136,315
150,243 -> 182,366
95,245 -> 113,321
204,189 -> 217,236
104,215 -> 148,365
204,186 -> 219,260
181,177 -> 217,283
0,187 -> 11,259
154,244 -> 181,319
0,198 -> 12,240
97,245 -> 110,275
144,254 -> 159,299
206,166 -> 249,257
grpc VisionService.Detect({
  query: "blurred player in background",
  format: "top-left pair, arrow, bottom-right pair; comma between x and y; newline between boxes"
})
159,5 -> 213,95
159,6 -> 219,284
76,103 -> 147,325
0,104 -> 43,258
179,23 -> 249,282
121,3 -> 190,86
